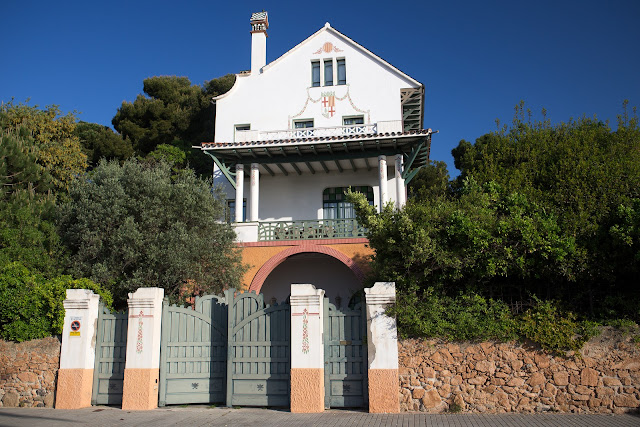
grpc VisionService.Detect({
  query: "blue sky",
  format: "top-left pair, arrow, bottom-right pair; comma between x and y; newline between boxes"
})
2,0 -> 639,175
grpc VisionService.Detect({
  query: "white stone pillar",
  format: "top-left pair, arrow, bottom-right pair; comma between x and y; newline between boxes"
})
365,282 -> 399,413
378,155 -> 387,213
235,164 -> 244,223
290,284 -> 325,413
250,163 -> 259,221
55,289 -> 100,409
394,154 -> 406,209
121,287 -> 164,410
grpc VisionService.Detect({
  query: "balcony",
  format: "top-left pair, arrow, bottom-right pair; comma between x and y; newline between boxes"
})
235,120 -> 402,143
233,219 -> 366,243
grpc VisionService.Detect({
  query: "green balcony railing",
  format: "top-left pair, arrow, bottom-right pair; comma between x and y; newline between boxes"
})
257,218 -> 366,241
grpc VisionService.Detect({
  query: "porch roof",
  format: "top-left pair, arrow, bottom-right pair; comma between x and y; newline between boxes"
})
195,129 -> 433,185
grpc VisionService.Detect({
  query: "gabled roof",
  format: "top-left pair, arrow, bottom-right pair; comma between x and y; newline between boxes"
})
214,22 -> 422,101
262,23 -> 422,86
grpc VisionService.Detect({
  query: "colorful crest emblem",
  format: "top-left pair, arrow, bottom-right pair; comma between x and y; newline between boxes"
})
321,92 -> 336,118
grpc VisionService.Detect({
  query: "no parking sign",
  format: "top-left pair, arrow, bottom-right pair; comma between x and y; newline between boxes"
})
70,317 -> 81,337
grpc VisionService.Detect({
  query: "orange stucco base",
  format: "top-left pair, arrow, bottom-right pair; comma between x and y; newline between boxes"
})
290,368 -> 324,413
240,242 -> 373,291
55,368 -> 93,409
368,369 -> 400,413
121,368 -> 159,410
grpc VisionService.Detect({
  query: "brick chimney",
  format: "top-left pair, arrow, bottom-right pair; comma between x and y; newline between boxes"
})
250,11 -> 269,75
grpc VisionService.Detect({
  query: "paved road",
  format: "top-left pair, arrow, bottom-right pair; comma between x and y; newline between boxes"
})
0,406 -> 639,427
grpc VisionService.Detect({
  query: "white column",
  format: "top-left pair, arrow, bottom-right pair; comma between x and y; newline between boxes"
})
394,154 -> 406,209
235,164 -> 244,223
290,284 -> 325,413
55,289 -> 100,409
121,287 -> 164,410
378,155 -> 387,213
364,282 -> 399,413
250,163 -> 259,221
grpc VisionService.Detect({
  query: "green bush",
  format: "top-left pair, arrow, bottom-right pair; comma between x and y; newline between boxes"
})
391,286 -> 517,342
516,298 -> 599,354
0,262 -> 112,342
392,287 -> 600,355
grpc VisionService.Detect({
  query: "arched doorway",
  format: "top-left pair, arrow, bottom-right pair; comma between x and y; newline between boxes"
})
248,245 -> 365,305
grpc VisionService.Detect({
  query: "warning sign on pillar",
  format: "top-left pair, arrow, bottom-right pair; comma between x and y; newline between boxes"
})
70,317 -> 81,337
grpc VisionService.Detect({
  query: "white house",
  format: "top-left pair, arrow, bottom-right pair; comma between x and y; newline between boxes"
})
195,12 -> 432,305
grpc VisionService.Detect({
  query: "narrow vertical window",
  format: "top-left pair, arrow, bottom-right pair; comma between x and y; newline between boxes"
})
311,61 -> 320,87
337,58 -> 346,85
324,59 -> 333,86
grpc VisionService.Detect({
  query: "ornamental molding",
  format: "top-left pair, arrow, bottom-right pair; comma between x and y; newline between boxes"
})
312,42 -> 343,54
127,298 -> 159,309
63,300 -> 90,310
289,85 -> 370,125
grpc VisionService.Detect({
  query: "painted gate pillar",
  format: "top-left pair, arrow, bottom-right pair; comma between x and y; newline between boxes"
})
121,287 -> 164,410
290,284 -> 325,413
365,282 -> 400,413
56,289 -> 100,409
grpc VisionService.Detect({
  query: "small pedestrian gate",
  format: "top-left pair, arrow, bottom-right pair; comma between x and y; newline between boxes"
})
91,304 -> 128,405
226,291 -> 291,406
324,299 -> 368,408
158,295 -> 228,406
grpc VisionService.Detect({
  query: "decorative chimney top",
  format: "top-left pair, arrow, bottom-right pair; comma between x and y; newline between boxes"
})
250,11 -> 269,33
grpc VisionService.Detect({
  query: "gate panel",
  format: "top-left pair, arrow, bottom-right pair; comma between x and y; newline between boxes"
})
92,304 -> 128,405
158,295 -> 227,406
323,299 -> 368,408
226,290 -> 290,407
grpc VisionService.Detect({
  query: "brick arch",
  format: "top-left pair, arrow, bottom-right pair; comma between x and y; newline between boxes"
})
248,244 -> 366,294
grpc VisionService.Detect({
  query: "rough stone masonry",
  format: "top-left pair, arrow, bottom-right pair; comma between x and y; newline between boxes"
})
0,337 -> 60,408
399,329 -> 640,414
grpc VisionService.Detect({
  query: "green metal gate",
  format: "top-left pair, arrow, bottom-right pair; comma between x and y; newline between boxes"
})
323,299 -> 368,408
91,304 -> 128,405
158,295 -> 228,406
226,290 -> 291,407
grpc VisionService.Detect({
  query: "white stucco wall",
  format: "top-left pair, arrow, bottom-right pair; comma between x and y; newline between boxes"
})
214,24 -> 421,143
214,159 -> 400,221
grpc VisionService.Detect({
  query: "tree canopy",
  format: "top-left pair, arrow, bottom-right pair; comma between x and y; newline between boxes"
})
112,74 -> 235,175
1,101 -> 87,192
74,121 -> 134,166
59,158 -> 245,305
350,101 -> 640,328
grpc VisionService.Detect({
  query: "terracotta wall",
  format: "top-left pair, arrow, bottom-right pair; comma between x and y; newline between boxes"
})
0,337 -> 60,408
239,240 -> 372,290
398,331 -> 640,414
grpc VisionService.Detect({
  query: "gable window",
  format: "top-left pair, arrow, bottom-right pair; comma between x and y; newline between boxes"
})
324,59 -> 333,86
234,124 -> 250,142
337,58 -> 346,85
343,116 -> 364,126
311,61 -> 320,87
294,119 -> 314,129
323,186 -> 374,219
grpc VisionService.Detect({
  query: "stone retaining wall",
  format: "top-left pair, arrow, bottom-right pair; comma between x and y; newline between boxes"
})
399,329 -> 640,414
0,337 -> 61,407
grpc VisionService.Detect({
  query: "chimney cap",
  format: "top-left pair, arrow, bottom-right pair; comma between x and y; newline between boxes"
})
250,10 -> 269,32
250,11 -> 268,22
